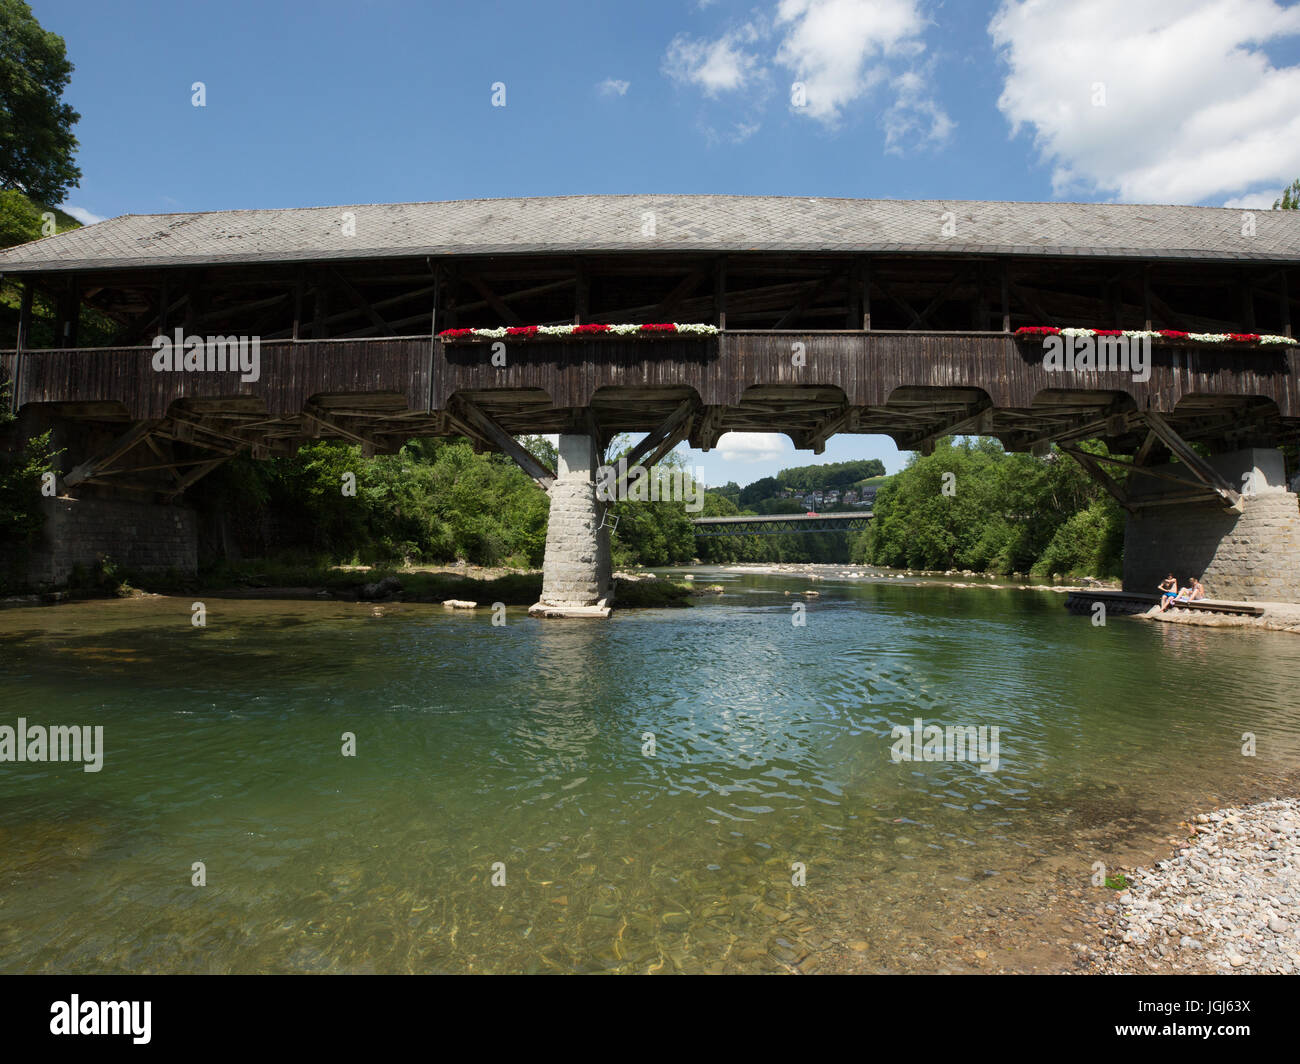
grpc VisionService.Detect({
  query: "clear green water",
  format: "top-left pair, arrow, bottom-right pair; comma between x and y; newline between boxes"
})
1,572 -> 1299,973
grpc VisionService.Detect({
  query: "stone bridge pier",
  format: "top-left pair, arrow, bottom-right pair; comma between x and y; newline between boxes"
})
529,434 -> 614,619
1123,447 -> 1300,601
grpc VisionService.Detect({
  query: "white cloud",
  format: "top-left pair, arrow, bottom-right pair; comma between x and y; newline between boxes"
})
882,65 -> 954,152
775,0 -> 937,127
663,25 -> 765,96
597,78 -> 630,97
717,432 -> 789,463
662,1 -> 950,150
60,205 -> 107,226
1222,191 -> 1279,210
990,0 -> 1300,203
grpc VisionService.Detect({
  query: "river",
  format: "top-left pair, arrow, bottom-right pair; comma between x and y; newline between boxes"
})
2,569 -> 1299,973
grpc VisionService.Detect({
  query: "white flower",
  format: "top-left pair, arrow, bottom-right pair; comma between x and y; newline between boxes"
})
537,325 -> 576,336
609,324 -> 641,335
472,327 -> 508,339
673,323 -> 719,335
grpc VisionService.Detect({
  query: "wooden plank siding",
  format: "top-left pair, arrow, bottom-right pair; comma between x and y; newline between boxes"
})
436,332 -> 1300,418
10,338 -> 430,420
6,331 -> 1299,434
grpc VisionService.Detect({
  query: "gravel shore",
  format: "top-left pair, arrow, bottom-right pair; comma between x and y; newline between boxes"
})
1090,798 -> 1300,974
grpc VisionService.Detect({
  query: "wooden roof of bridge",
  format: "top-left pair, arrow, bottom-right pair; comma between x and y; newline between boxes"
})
3,195 -> 1299,274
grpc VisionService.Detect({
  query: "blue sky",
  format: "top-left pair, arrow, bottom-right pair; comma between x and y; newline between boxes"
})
34,0 -> 1300,486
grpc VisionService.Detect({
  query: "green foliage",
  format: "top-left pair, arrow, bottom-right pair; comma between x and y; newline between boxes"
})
192,437 -> 550,569
1275,178 -> 1300,211
860,438 -> 1122,577
0,385 -> 58,589
0,1 -> 81,203
777,458 -> 885,491
0,190 -> 118,348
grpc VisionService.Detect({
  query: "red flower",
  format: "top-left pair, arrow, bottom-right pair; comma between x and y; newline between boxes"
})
639,323 -> 678,332
1014,326 -> 1061,337
1157,330 -> 1189,339
438,328 -> 475,338
1228,333 -> 1261,342
506,326 -> 539,337
572,323 -> 610,334
1094,329 -> 1123,336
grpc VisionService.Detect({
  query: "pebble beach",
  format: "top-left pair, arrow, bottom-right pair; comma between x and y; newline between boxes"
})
1090,798 -> 1300,974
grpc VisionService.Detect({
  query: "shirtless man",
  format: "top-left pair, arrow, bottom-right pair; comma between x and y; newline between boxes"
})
1158,574 -> 1178,611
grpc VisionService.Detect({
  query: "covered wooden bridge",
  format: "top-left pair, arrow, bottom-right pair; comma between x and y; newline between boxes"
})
2,195 -> 1299,609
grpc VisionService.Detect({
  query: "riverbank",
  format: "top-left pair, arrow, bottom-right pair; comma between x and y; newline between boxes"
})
1,563 -> 694,610
1086,794 -> 1300,974
709,561 -> 1112,594
1141,601 -> 1300,635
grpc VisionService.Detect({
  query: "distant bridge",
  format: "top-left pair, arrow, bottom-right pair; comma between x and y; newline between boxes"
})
690,511 -> 873,536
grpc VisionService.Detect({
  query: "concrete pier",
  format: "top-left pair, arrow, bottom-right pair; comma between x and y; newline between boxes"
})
529,434 -> 614,618
1124,448 -> 1300,601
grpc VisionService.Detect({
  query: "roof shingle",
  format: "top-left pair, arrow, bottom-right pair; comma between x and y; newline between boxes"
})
1,194 -> 1297,272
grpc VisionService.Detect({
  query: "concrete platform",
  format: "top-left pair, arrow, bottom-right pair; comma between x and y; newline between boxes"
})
528,598 -> 612,619
1066,588 -> 1265,617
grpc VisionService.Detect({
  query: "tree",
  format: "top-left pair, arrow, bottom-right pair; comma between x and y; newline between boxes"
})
0,0 -> 81,204
738,476 -> 781,508
0,385 -> 58,589
1274,179 -> 1300,210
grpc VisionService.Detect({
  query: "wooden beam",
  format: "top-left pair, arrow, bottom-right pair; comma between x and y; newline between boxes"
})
313,275 -> 328,339
715,258 -> 727,330
862,258 -> 872,331
804,406 -> 856,454
330,267 -> 395,335
1134,429 -> 1160,467
910,269 -> 970,330
773,272 -> 838,330
1000,262 -> 1010,332
463,271 -> 521,326
1060,444 -> 1134,512
690,406 -> 726,451
652,267 -> 708,322
64,421 -> 160,487
1141,412 -> 1242,507
1008,279 -> 1053,325
456,400 -> 556,490
165,456 -> 237,498
899,402 -> 994,450
614,399 -> 697,496
574,260 -> 589,325
16,279 -> 32,352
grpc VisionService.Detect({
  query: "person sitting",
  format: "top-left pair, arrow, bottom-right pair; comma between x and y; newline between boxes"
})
1188,577 -> 1206,601
1158,574 -> 1178,611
